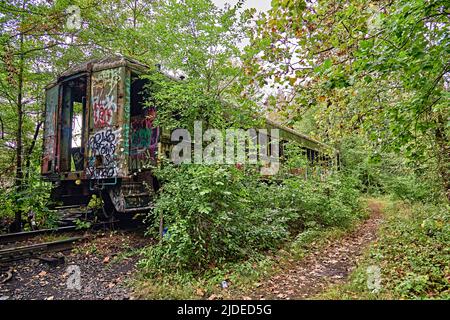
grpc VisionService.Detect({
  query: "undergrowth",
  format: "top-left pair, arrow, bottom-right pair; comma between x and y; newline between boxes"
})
319,199 -> 450,300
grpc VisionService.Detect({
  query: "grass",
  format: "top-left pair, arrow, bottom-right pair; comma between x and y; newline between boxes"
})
132,198 -> 374,299
132,229 -> 347,300
318,198 -> 450,300
38,233 -> 72,243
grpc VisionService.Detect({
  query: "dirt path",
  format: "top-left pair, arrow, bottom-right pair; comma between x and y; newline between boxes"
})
247,199 -> 384,300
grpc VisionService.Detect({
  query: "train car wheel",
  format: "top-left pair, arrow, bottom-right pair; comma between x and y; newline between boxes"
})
99,190 -> 117,220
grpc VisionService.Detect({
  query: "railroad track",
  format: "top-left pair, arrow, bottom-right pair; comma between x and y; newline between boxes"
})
0,216 -> 145,264
0,236 -> 84,264
0,200 -> 146,265
0,220 -> 119,245
0,226 -> 78,245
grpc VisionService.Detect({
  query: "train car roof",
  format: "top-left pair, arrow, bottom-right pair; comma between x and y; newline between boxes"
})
266,119 -> 338,155
46,54 -> 181,89
60,54 -> 147,79
46,55 -> 337,155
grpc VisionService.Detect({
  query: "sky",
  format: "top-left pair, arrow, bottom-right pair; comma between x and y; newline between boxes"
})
212,0 -> 272,13
212,0 -> 272,49
212,0 -> 277,97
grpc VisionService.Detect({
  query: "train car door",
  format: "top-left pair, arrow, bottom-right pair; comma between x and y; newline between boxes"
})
41,84 -> 59,174
59,75 -> 87,173
86,68 -> 124,179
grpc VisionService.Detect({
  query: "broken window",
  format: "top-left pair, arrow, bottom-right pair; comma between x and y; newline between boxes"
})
130,73 -> 149,117
71,101 -> 84,171
129,72 -> 159,171
60,75 -> 87,172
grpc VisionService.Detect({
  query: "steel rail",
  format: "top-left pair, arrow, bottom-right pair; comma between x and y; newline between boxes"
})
0,237 -> 84,263
0,220 -> 122,245
0,226 -> 78,245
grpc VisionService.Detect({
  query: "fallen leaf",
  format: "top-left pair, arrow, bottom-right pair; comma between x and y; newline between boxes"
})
38,271 -> 47,277
195,288 -> 205,297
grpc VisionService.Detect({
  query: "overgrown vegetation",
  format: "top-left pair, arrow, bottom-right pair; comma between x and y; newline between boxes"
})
338,136 -> 445,203
0,0 -> 448,301
0,171 -> 55,232
139,161 -> 361,277
320,199 -> 449,300
136,132 -> 446,299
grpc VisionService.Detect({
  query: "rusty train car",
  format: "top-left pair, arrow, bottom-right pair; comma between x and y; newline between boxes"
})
41,55 -> 338,218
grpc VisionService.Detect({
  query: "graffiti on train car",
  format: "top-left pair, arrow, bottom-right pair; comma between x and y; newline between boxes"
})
92,69 -> 120,129
86,127 -> 122,178
87,68 -> 123,179
122,72 -> 131,157
92,69 -> 121,96
93,95 -> 117,128
130,107 -> 159,171
88,128 -> 120,155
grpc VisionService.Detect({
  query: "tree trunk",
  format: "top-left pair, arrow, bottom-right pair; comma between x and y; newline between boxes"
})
13,30 -> 25,231
24,120 -> 43,180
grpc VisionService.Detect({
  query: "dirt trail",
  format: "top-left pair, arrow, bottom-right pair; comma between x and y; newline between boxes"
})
247,199 -> 384,300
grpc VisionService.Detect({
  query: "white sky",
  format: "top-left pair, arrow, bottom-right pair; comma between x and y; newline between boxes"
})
212,0 -> 272,13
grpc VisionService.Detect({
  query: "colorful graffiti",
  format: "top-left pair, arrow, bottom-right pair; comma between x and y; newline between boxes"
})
87,68 -> 123,179
86,68 -> 160,177
92,95 -> 117,128
130,107 -> 159,170
86,127 -> 121,178
122,72 -> 130,157
92,69 -> 121,96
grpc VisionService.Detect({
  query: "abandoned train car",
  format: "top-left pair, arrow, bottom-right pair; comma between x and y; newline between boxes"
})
41,55 -> 338,217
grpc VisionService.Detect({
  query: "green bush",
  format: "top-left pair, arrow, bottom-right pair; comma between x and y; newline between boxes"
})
321,200 -> 450,299
140,164 -> 288,274
384,174 -> 442,203
139,162 -> 360,276
0,171 -> 56,232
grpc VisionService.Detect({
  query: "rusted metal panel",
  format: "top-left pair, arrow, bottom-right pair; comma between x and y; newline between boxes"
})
82,71 -> 92,179
59,86 -> 72,172
41,85 -> 59,174
58,55 -> 149,81
121,68 -> 131,175
85,67 -> 124,179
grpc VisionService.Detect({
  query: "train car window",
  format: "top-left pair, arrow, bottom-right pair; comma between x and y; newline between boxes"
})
279,140 -> 286,159
71,101 -> 84,171
130,73 -> 149,117
60,75 -> 86,172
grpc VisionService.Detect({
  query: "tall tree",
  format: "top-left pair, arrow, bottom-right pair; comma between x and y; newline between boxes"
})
0,0 -> 100,229
247,0 -> 449,199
